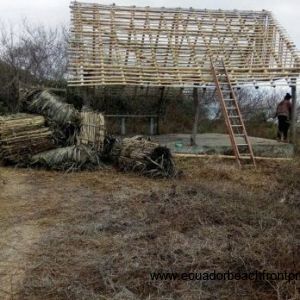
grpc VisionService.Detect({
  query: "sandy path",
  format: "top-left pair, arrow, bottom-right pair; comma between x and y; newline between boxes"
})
0,168 -> 43,300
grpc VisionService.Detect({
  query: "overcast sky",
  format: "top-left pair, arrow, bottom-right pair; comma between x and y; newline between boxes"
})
0,0 -> 299,47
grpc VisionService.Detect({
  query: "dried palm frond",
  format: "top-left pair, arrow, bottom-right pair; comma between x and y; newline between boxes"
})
24,90 -> 81,146
107,136 -> 177,178
30,145 -> 104,172
26,90 -> 80,126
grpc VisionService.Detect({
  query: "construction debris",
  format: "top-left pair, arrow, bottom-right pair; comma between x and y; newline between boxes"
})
109,136 -> 177,178
0,114 -> 55,163
31,145 -> 103,171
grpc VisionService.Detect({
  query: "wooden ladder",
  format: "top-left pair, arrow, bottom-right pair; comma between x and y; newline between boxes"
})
211,59 -> 256,168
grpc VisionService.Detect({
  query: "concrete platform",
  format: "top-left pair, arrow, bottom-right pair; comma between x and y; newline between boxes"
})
153,133 -> 294,158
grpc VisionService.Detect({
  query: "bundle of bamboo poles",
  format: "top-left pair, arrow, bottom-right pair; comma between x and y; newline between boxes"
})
79,111 -> 105,151
0,114 -> 55,163
109,136 -> 177,177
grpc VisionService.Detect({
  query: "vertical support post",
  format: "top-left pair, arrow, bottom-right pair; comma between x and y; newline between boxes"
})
92,5 -> 97,100
82,87 -> 90,107
153,86 -> 164,136
149,117 -> 155,135
191,86 -> 200,146
291,79 -> 297,145
121,117 -> 126,135
157,86 -> 165,115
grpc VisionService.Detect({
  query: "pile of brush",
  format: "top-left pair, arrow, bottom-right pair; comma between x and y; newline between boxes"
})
108,136 -> 177,178
0,89 -> 178,177
0,114 -> 55,163
20,90 -> 104,171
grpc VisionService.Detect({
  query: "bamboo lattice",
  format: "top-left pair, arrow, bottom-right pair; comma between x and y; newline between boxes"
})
68,2 -> 300,87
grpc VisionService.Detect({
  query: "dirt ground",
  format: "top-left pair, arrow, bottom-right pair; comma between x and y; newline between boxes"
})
0,158 -> 299,299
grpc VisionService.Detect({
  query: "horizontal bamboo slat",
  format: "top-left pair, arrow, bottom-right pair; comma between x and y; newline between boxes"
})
68,2 -> 300,87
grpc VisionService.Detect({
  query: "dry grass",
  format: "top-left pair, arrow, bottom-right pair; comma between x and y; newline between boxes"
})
0,158 -> 299,299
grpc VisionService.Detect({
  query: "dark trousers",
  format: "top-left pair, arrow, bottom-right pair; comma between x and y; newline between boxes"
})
277,116 -> 290,140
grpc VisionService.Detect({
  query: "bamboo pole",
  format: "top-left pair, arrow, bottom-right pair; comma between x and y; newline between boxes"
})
191,86 -> 204,146
290,79 -> 297,145
174,153 -> 293,161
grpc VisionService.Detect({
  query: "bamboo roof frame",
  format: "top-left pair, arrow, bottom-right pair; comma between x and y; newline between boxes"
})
68,1 -> 300,87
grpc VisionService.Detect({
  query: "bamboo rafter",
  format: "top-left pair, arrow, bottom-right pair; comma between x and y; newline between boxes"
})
68,2 -> 300,87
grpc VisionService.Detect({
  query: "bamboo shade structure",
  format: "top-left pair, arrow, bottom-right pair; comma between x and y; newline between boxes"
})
68,2 -> 300,87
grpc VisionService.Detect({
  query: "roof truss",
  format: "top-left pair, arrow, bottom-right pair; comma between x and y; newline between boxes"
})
68,2 -> 300,87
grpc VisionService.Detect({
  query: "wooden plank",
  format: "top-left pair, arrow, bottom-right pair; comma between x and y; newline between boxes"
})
290,80 -> 297,145
174,153 -> 293,161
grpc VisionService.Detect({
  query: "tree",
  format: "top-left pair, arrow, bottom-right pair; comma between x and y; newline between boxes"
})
0,21 -> 68,112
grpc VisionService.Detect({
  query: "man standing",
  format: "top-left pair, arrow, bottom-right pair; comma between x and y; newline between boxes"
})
275,93 -> 292,142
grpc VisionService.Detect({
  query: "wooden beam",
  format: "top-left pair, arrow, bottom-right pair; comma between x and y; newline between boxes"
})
290,79 -> 297,145
191,86 -> 202,146
174,153 -> 293,161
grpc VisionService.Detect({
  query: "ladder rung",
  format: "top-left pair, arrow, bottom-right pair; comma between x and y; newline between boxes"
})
226,107 -> 237,109
232,125 -> 243,127
229,116 -> 240,118
237,144 -> 248,146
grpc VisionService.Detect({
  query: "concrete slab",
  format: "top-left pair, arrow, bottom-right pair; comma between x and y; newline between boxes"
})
153,133 -> 294,158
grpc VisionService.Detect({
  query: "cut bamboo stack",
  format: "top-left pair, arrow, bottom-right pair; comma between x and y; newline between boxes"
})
0,114 -> 55,163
